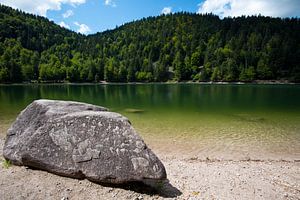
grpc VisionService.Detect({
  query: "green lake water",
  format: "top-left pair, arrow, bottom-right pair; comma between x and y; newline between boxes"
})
0,83 -> 299,160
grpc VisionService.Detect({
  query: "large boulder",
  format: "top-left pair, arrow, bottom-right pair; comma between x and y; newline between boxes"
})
3,99 -> 166,184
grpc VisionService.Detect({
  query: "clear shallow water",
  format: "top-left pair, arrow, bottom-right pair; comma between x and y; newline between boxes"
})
0,83 -> 299,160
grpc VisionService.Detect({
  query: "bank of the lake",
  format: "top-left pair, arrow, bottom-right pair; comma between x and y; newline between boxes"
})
1,138 -> 299,200
1,79 -> 298,85
1,83 -> 300,199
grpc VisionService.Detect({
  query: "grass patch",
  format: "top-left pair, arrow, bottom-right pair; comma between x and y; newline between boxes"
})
2,159 -> 12,169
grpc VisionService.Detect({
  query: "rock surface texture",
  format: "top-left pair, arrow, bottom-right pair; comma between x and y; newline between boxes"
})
3,99 -> 166,184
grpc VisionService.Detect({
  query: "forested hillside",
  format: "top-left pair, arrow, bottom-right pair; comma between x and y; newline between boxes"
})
0,4 -> 300,83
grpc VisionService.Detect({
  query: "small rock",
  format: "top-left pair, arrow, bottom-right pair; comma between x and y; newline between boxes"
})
188,197 -> 198,200
135,195 -> 143,200
108,188 -> 114,193
112,193 -> 117,198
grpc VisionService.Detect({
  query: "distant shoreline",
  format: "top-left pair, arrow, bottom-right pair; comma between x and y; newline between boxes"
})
0,80 -> 298,85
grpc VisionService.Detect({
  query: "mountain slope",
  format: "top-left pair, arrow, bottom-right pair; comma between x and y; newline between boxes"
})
85,13 -> 300,82
0,4 -> 300,83
0,5 -> 81,52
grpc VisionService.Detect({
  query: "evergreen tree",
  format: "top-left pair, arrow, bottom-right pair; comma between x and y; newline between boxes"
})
0,4 -> 299,83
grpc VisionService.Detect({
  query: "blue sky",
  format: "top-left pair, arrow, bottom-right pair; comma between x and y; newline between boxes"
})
48,0 -> 201,34
1,0 -> 300,34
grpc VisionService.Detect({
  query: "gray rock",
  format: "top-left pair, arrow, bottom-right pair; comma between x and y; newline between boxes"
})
3,99 -> 166,184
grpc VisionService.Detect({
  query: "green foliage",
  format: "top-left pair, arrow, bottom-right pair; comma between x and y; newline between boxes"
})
0,67 -> 8,82
239,66 -> 256,82
2,159 -> 11,169
257,55 -> 273,79
0,4 -> 300,82
135,71 -> 153,82
211,67 -> 222,81
222,58 -> 239,81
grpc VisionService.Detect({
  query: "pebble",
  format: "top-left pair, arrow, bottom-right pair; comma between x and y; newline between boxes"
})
112,193 -> 117,198
135,195 -> 143,200
187,197 -> 199,200
108,188 -> 114,193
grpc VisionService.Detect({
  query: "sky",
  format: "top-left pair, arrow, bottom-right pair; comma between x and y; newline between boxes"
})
0,0 -> 300,35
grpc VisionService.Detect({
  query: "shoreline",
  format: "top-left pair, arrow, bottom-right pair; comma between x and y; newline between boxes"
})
1,138 -> 300,199
0,80 -> 299,86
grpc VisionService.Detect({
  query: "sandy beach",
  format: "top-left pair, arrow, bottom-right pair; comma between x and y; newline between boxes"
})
1,137 -> 299,200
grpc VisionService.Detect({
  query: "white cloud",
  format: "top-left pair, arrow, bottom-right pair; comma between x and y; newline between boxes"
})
0,0 -> 86,16
62,9 -> 74,18
59,21 -> 70,29
104,0 -> 116,7
74,21 -> 91,34
161,7 -> 172,15
197,0 -> 300,18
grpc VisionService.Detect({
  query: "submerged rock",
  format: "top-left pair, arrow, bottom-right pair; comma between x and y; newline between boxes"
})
124,108 -> 145,114
3,99 -> 166,184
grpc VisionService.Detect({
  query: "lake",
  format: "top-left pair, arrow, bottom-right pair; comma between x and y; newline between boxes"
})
0,83 -> 299,161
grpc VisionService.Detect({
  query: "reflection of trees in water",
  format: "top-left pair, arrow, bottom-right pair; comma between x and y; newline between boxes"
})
0,84 -> 299,115
0,85 -> 41,112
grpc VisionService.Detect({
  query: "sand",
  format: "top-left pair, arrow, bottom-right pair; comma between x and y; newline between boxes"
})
0,137 -> 299,200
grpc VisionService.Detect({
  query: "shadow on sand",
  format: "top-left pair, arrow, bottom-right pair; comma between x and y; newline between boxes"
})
24,165 -> 181,198
97,180 -> 182,198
